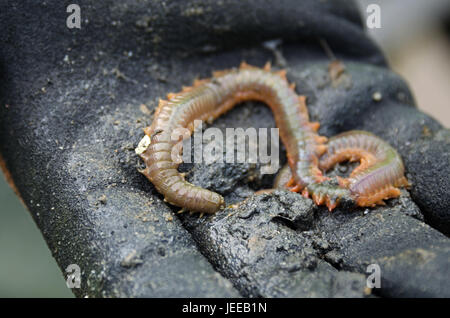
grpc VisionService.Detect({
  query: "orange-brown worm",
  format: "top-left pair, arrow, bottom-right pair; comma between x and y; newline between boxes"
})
136,63 -> 408,213
319,130 -> 410,207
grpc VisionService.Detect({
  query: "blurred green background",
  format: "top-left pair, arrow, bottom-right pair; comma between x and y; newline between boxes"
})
0,174 -> 73,297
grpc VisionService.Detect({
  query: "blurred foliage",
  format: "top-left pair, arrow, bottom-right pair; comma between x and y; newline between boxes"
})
0,174 -> 73,297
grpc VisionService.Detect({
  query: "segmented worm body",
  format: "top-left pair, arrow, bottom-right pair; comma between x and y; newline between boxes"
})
137,62 -> 408,213
319,131 -> 410,207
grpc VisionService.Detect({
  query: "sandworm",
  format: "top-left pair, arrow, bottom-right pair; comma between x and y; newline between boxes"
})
275,130 -> 409,209
136,62 -> 408,213
318,130 -> 410,207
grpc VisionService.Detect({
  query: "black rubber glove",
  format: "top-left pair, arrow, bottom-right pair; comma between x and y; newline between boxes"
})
1,0 -> 449,297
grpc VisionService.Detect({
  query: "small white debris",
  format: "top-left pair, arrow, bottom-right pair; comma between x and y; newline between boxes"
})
135,135 -> 151,155
372,91 -> 382,102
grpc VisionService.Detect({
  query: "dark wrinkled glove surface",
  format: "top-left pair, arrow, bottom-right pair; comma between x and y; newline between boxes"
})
0,0 -> 449,297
